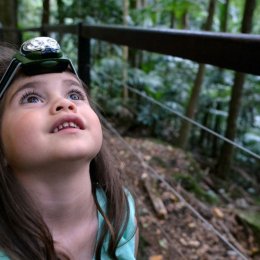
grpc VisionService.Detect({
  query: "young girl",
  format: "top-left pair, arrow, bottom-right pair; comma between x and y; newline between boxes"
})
0,37 -> 138,259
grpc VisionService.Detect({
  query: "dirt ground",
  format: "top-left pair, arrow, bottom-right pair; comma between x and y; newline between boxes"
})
105,132 -> 260,260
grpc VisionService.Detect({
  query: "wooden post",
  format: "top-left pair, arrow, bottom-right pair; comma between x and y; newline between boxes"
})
78,22 -> 91,91
17,30 -> 23,46
40,26 -> 47,37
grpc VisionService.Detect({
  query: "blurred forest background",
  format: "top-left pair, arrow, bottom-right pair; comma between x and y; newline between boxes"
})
0,0 -> 260,259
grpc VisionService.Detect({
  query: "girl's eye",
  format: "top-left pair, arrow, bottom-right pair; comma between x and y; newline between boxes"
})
20,91 -> 43,104
67,89 -> 86,101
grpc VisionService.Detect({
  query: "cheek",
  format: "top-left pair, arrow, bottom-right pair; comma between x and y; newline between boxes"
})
2,120 -> 22,160
88,110 -> 103,149
92,111 -> 102,134
1,113 -> 38,162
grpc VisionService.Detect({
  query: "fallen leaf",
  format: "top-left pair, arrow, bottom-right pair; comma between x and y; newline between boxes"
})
149,255 -> 163,260
212,207 -> 224,218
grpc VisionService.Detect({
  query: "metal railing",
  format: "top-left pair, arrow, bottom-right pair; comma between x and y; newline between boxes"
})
2,23 -> 260,77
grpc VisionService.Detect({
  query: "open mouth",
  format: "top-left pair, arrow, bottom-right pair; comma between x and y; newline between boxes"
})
53,121 -> 80,133
51,117 -> 84,133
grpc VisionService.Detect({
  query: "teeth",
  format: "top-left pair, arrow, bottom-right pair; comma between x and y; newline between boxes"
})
63,122 -> 69,127
53,121 -> 80,133
69,122 -> 77,127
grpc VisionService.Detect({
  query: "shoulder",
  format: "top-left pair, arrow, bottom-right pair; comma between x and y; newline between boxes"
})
96,187 -> 136,216
116,190 -> 137,259
96,188 -> 137,259
120,189 -> 136,244
0,252 -> 10,260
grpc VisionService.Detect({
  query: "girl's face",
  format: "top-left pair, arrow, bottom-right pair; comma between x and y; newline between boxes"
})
1,71 -> 103,172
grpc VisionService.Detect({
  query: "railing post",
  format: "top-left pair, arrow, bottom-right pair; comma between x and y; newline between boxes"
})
41,24 -> 48,37
78,22 -> 91,91
17,29 -> 23,46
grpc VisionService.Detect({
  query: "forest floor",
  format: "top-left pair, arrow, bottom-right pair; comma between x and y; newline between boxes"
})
105,131 -> 260,260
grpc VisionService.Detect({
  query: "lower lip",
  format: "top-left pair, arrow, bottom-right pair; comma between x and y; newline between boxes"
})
54,128 -> 81,134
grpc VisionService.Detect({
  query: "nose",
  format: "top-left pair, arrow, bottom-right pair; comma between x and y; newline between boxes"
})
50,97 -> 77,114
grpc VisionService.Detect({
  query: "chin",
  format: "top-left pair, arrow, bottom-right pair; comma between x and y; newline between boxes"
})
58,148 -> 100,162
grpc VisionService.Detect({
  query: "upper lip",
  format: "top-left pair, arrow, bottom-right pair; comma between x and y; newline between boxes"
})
50,115 -> 85,133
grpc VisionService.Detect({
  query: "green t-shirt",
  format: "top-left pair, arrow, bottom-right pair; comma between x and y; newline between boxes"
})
0,253 -> 8,260
0,188 -> 137,260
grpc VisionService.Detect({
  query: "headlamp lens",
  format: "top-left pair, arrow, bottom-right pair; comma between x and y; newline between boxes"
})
21,37 -> 62,58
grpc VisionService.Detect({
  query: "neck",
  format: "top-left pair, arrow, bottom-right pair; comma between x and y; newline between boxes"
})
14,160 -> 96,231
13,160 -> 99,259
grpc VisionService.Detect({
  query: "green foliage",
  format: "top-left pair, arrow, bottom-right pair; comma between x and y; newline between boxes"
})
18,0 -> 42,28
16,0 -> 260,177
17,0 -> 123,31
91,40 -> 260,167
237,210 -> 260,239
60,0 -> 122,24
130,0 -> 207,28
174,172 -> 219,204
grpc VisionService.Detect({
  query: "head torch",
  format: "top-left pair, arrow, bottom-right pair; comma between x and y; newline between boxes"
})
0,37 -> 78,99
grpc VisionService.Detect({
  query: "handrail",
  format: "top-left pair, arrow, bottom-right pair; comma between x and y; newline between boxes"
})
2,24 -> 260,75
81,25 -> 260,75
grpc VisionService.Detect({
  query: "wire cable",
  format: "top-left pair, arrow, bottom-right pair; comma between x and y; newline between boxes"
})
127,86 -> 260,161
92,70 -> 259,161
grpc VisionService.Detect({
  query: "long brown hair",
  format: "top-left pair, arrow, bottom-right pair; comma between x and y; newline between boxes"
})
0,44 -> 131,259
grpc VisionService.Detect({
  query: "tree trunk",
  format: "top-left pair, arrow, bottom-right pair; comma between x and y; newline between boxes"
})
210,0 -> 230,157
176,0 -> 216,149
181,10 -> 189,29
211,101 -> 222,158
220,0 -> 230,32
123,0 -> 129,101
170,11 -> 176,28
202,0 -> 215,31
56,0 -> 65,42
136,0 -> 141,8
41,0 -> 50,36
0,0 -> 18,44
215,0 -> 256,178
199,102 -> 211,148
176,64 -> 206,148
216,73 -> 245,175
57,0 -> 65,24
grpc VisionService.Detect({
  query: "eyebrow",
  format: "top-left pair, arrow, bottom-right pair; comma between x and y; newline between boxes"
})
62,79 -> 83,88
9,82 -> 40,103
62,79 -> 88,94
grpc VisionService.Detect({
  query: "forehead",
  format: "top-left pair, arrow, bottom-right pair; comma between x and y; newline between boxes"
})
10,71 -> 81,90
